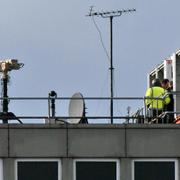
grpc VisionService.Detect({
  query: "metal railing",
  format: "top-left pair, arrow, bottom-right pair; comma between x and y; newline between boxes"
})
0,92 -> 179,124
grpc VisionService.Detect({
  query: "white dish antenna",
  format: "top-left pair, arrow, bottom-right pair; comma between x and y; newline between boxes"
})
68,92 -> 85,124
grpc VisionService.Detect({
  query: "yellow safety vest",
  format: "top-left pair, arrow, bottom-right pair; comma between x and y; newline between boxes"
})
145,86 -> 170,109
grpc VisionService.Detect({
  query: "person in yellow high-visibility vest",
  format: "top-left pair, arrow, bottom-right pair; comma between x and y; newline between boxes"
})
145,78 -> 170,123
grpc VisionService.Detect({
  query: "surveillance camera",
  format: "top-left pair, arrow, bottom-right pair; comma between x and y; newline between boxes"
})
0,59 -> 24,72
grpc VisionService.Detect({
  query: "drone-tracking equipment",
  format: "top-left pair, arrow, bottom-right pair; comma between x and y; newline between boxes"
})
48,90 -> 57,118
68,92 -> 87,124
0,59 -> 24,124
0,59 -> 24,72
46,92 -> 88,124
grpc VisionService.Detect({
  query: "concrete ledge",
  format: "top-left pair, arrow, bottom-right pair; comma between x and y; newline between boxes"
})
127,128 -> 180,157
68,128 -> 125,157
9,128 -> 67,157
0,124 -> 179,158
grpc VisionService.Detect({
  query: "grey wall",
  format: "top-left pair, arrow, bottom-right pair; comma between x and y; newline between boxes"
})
1,124 -> 180,158
0,124 -> 180,180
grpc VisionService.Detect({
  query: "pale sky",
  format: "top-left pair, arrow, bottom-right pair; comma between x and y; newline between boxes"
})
0,0 -> 180,123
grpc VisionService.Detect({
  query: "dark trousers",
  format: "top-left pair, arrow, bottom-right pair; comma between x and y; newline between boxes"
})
147,109 -> 163,123
163,112 -> 174,123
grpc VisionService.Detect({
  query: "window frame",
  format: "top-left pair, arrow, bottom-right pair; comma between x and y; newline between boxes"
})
15,158 -> 61,180
132,158 -> 178,180
0,159 -> 3,180
73,158 -> 120,180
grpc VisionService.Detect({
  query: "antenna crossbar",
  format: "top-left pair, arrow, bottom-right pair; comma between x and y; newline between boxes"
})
87,8 -> 136,18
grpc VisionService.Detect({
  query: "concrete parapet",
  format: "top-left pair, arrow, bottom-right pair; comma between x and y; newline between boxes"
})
0,124 -> 179,158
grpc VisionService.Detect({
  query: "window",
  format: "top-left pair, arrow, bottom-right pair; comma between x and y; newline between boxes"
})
74,159 -> 120,180
15,159 -> 61,180
133,159 -> 178,180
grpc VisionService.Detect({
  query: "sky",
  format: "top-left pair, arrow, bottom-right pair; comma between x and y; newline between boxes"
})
0,0 -> 180,123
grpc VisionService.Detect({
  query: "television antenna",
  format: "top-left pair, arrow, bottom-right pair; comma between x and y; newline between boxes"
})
0,59 -> 24,123
87,7 -> 136,124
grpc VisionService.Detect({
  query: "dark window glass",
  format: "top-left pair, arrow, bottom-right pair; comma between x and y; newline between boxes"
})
134,161 -> 175,180
76,161 -> 117,180
17,161 -> 58,180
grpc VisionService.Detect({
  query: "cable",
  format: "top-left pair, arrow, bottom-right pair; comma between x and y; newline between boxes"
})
94,70 -> 109,115
91,15 -> 110,63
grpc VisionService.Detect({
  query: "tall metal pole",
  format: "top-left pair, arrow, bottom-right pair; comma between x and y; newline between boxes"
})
110,16 -> 114,124
2,76 -> 8,113
2,74 -> 8,123
87,8 -> 136,124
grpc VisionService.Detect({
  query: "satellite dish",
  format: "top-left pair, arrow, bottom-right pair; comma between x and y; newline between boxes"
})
68,92 -> 87,124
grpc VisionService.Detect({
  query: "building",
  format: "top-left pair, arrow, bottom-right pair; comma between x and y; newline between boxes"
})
0,50 -> 180,180
0,123 -> 179,180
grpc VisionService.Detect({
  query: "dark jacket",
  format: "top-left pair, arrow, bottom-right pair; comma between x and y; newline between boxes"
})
164,88 -> 174,111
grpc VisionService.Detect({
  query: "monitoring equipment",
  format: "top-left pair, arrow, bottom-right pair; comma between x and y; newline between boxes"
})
48,90 -> 57,118
0,59 -> 24,123
46,92 -> 88,124
0,59 -> 24,73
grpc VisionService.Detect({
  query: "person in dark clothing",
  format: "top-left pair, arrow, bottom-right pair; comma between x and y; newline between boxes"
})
161,79 -> 174,123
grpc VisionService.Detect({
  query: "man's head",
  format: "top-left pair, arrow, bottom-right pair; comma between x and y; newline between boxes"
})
152,78 -> 161,87
161,79 -> 170,89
